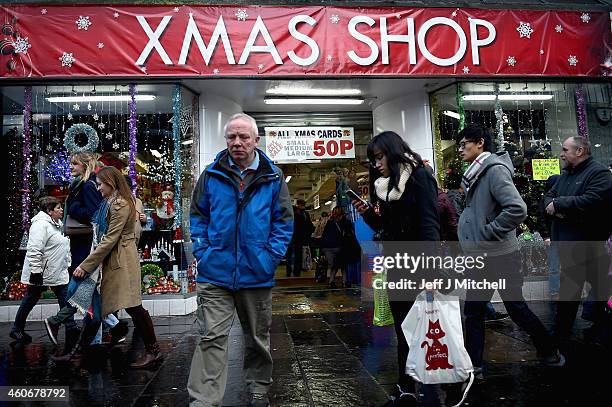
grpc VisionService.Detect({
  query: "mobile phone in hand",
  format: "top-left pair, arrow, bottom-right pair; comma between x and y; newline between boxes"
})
346,189 -> 371,208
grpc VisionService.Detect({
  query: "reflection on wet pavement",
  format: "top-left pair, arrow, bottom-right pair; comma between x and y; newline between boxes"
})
0,290 -> 609,406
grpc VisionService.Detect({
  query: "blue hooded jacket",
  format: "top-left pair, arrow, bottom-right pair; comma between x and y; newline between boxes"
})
190,149 -> 294,291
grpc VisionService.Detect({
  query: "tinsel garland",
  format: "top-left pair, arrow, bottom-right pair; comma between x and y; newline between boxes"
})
172,85 -> 182,229
574,84 -> 588,138
494,83 -> 505,151
128,84 -> 138,193
22,86 -> 32,231
430,95 -> 444,186
456,83 -> 465,131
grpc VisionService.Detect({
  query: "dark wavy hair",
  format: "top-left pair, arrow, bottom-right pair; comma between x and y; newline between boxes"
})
456,124 -> 493,152
367,131 -> 423,202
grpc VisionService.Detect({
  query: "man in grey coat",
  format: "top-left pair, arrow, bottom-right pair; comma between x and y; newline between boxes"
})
457,124 -> 565,378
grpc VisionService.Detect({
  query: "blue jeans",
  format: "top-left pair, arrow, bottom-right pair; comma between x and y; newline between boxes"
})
464,251 -> 556,367
12,284 -> 77,333
546,243 -> 560,296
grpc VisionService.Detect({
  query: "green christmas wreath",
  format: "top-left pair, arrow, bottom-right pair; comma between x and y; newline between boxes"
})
63,123 -> 99,152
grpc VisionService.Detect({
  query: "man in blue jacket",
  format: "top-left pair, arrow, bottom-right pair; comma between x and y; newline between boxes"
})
187,113 -> 293,407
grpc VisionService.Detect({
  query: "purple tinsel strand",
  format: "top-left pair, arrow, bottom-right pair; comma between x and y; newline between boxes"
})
574,84 -> 588,138
128,84 -> 138,194
172,85 -> 182,228
22,86 -> 32,231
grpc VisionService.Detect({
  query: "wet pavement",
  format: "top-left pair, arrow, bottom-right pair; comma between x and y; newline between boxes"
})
0,286 -> 610,406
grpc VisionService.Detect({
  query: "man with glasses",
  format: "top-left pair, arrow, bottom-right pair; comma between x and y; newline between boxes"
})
544,136 -> 611,349
188,113 -> 294,407
456,124 -> 565,383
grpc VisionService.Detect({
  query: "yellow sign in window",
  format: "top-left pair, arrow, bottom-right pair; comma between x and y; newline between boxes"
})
532,158 -> 560,181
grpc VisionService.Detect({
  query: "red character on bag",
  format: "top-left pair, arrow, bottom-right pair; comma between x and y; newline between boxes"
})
421,319 -> 454,370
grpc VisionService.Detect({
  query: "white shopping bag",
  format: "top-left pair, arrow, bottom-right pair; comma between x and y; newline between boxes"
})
401,290 -> 474,385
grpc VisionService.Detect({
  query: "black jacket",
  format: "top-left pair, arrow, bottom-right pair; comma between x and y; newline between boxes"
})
363,166 -> 440,242
544,157 -> 612,241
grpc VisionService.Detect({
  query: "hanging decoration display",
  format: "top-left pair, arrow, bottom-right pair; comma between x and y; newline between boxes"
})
456,83 -> 465,131
22,86 -> 32,233
63,123 -> 99,152
128,83 -> 138,192
574,84 -> 588,138
45,150 -> 72,185
171,84 -> 183,239
430,95 -> 444,186
493,83 -> 505,150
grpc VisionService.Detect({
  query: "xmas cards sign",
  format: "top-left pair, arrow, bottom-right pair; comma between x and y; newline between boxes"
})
0,5 -> 610,78
264,127 -> 355,162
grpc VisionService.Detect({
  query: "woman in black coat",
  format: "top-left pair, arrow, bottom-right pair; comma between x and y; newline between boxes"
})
352,131 -> 440,407
65,152 -> 103,275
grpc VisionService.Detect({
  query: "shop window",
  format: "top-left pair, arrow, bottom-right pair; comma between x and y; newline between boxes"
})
430,81 -> 611,251
0,84 -> 199,297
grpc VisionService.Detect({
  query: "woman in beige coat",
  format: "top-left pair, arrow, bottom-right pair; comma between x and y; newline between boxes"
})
75,166 -> 162,368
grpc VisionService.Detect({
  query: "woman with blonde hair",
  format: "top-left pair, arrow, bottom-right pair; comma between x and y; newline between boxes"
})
45,152 -> 103,355
70,166 -> 162,368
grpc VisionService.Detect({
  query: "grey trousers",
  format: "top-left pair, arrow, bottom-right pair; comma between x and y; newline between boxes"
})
188,282 -> 273,407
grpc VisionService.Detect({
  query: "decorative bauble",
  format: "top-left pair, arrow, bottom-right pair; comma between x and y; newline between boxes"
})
6,59 -> 16,70
64,123 -> 99,152
0,39 -> 15,55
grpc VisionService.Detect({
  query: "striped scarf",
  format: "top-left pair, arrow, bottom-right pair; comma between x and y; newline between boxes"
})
67,196 -> 112,316
461,152 -> 491,193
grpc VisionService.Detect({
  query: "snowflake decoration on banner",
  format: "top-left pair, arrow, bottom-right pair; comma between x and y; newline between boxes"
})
72,104 -> 80,111
516,22 -> 534,39
93,113 -> 99,121
330,14 -> 340,24
173,7 -> 180,13
140,66 -> 147,73
568,55 -> 578,66
97,42 -> 104,49
97,122 -> 106,129
235,9 -> 248,21
59,52 -> 75,67
555,24 -> 563,33
41,9 -> 47,15
12,37 -> 31,54
462,66 -> 470,74
112,142 -> 119,150
76,16 -> 92,31
257,63 -> 264,71
67,113 -> 73,120
580,13 -> 591,23
326,55 -> 333,62
113,12 -> 119,19
105,133 -> 113,140
213,68 -> 220,75
451,10 -> 457,17
540,49 -> 545,55
507,56 -> 517,66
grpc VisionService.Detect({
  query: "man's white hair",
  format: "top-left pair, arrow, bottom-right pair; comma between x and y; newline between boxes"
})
224,113 -> 259,138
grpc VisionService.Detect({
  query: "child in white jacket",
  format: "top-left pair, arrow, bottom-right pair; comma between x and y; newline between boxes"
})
10,197 -> 76,343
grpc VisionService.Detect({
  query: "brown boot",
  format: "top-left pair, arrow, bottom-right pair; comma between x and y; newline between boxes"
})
130,342 -> 162,369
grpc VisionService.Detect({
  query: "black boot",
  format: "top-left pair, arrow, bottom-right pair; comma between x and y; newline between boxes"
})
62,328 -> 81,356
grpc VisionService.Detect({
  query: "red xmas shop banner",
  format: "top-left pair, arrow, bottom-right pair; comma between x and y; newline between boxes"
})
0,5 -> 610,78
